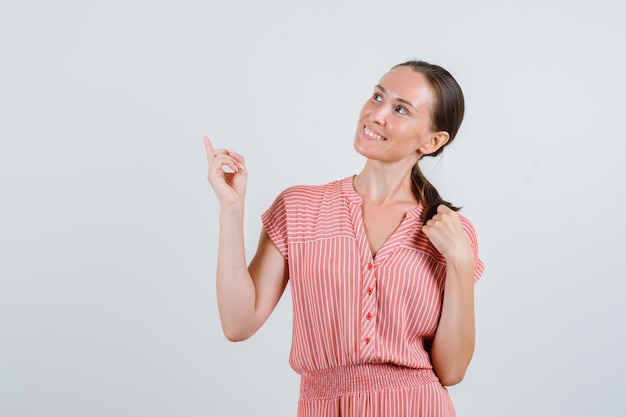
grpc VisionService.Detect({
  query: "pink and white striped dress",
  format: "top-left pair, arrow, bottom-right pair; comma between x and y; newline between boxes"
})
261,177 -> 485,417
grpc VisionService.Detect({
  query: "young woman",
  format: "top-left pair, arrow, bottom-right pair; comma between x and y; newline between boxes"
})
203,60 -> 485,417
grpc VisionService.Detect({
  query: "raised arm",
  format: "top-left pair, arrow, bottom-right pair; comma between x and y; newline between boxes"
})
203,136 -> 288,342
422,205 -> 477,386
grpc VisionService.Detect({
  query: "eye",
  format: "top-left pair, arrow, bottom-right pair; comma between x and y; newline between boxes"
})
395,106 -> 408,116
372,93 -> 383,102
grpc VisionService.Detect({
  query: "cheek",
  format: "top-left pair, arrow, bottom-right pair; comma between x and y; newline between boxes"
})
406,121 -> 430,138
359,101 -> 375,118
355,110 -> 365,129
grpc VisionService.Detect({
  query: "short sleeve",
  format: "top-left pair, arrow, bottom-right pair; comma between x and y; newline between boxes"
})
459,215 -> 485,283
261,190 -> 289,259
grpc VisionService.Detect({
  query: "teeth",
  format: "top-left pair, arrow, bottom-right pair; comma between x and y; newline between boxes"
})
364,127 -> 385,141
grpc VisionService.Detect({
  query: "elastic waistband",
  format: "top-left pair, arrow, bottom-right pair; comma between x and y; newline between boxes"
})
299,363 -> 440,400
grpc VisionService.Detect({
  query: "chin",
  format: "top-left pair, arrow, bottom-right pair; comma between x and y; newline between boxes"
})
353,143 -> 380,161
353,139 -> 368,158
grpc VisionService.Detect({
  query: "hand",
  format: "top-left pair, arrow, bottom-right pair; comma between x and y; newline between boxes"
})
203,135 -> 247,206
422,205 -> 473,266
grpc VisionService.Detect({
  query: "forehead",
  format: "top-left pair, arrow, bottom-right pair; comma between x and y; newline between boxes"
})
378,66 -> 434,107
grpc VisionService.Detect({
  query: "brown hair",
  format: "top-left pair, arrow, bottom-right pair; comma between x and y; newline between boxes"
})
393,60 -> 465,221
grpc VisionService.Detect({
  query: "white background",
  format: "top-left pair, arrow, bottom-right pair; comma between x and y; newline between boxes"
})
1,0 -> 625,416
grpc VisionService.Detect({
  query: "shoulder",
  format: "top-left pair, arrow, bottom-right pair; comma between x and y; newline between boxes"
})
263,178 -> 354,241
266,178 -> 353,231
457,212 -> 480,246
273,178 -> 346,206
456,211 -> 485,281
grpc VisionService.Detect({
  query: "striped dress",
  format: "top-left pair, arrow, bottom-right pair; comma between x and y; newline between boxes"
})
261,177 -> 485,417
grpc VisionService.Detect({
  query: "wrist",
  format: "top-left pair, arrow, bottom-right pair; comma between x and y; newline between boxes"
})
219,202 -> 245,221
445,249 -> 475,275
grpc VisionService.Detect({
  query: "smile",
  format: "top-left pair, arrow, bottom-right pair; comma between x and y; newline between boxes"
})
364,126 -> 387,141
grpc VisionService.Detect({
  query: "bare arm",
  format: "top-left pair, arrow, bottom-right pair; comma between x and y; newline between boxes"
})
422,205 -> 476,386
204,136 -> 288,342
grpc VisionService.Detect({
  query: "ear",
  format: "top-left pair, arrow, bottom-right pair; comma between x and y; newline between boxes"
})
418,131 -> 450,156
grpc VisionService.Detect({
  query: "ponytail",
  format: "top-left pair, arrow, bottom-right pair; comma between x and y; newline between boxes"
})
411,163 -> 459,222
394,60 -> 465,222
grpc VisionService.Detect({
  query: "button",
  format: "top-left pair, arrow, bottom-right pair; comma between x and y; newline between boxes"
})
366,313 -> 373,320
364,337 -> 371,344
367,263 -> 373,270
366,287 -> 373,295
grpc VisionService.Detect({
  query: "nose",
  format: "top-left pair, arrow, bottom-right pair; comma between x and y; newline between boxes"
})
370,105 -> 388,126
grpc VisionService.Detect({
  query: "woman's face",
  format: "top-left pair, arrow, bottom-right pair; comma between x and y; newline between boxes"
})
354,66 -> 445,166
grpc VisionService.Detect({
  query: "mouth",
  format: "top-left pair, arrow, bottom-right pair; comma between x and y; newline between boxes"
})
363,126 -> 387,141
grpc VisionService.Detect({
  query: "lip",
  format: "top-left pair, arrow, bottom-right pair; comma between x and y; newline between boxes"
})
362,125 -> 387,141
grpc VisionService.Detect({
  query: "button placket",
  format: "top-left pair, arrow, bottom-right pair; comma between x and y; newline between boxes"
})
360,260 -> 378,359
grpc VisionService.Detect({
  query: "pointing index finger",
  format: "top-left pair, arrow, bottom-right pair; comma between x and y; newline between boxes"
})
202,134 -> 214,157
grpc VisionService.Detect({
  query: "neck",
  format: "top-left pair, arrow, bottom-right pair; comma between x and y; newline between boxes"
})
353,160 -> 418,205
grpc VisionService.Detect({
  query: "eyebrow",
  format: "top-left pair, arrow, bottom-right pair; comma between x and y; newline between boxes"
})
375,85 -> 416,109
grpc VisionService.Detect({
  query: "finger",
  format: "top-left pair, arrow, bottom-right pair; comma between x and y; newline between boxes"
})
203,135 -> 214,159
226,150 -> 245,168
212,154 -> 241,173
